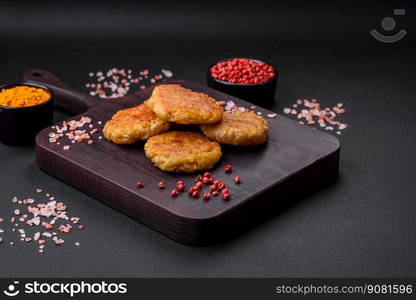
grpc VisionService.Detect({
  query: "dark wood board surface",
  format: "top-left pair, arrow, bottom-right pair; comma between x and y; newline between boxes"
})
22,69 -> 340,245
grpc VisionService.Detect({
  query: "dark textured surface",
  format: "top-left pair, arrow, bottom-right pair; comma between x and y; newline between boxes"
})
0,0 -> 415,277
29,71 -> 339,245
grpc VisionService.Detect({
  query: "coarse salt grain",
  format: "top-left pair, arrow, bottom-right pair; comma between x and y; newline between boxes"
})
33,232 -> 40,241
5,188 -> 84,253
86,67 -> 173,99
284,98 -> 348,134
161,69 -> 173,78
31,217 -> 40,226
71,217 -> 80,224
48,116 -> 98,148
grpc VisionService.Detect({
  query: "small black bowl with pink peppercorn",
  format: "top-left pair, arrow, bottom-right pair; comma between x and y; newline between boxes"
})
207,58 -> 278,107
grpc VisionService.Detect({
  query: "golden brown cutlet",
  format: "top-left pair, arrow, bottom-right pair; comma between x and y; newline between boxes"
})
103,103 -> 169,144
144,131 -> 222,172
200,111 -> 268,146
146,84 -> 223,125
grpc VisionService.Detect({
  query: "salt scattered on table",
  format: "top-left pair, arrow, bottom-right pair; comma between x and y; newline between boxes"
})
85,67 -> 174,99
47,116 -> 102,149
283,98 -> 348,134
1,188 -> 85,253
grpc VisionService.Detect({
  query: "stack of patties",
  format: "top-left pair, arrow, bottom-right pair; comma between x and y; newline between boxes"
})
103,84 -> 268,173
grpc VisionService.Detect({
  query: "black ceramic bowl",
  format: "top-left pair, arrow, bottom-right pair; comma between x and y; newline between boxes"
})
0,83 -> 53,146
207,58 -> 278,107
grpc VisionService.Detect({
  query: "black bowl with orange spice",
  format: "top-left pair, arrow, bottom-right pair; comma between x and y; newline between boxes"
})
207,58 -> 278,107
0,83 -> 53,145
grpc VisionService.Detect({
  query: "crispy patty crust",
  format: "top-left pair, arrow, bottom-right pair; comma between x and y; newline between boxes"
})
103,103 -> 169,144
144,131 -> 222,172
200,111 -> 268,146
146,84 -> 223,124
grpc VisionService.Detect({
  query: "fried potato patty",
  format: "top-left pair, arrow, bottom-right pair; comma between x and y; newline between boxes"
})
144,131 -> 222,172
103,103 -> 169,144
146,84 -> 223,125
200,111 -> 268,146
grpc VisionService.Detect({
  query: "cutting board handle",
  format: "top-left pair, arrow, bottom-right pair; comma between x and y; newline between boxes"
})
21,69 -> 98,115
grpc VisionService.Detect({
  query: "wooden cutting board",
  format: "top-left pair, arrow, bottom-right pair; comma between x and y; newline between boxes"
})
22,69 -> 340,245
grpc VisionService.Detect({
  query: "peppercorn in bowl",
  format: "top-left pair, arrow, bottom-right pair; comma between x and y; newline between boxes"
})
207,58 -> 278,107
0,83 -> 53,145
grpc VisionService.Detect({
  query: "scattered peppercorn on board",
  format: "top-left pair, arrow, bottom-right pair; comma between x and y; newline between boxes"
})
22,69 -> 340,245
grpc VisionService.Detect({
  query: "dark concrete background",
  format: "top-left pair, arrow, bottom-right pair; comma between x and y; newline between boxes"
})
0,0 -> 415,277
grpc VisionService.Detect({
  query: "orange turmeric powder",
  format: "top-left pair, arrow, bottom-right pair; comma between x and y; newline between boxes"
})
0,85 -> 50,108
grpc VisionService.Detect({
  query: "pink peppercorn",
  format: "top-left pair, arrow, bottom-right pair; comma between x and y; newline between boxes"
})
221,189 -> 230,196
224,165 -> 233,173
188,187 -> 197,195
135,182 -> 143,188
222,193 -> 231,200
177,183 -> 185,192
210,58 -> 275,85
